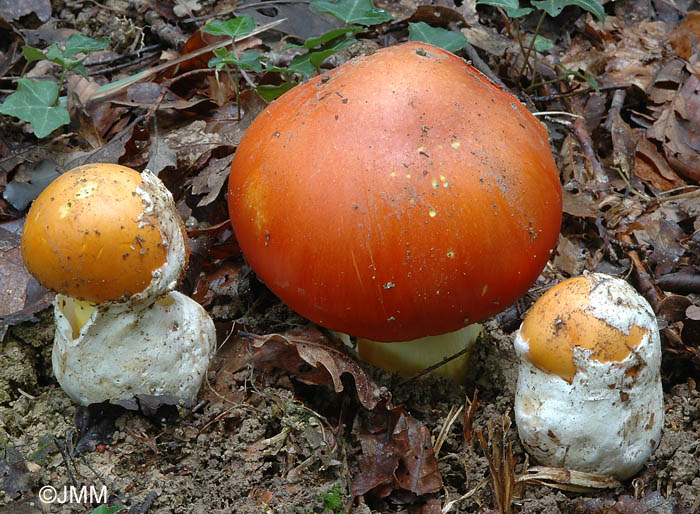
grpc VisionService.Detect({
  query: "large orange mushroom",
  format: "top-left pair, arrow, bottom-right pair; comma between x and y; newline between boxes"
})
228,42 -> 562,380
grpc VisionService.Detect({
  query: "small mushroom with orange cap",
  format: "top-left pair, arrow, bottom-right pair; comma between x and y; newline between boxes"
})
21,163 -> 216,406
513,272 -> 663,480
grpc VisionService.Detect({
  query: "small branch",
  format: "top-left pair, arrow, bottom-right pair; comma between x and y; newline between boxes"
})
567,96 -> 609,192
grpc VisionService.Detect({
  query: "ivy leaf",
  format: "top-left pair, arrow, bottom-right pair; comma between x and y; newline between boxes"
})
0,79 -> 70,138
476,0 -> 533,18
526,34 -> 553,52
203,15 -> 256,39
63,34 -> 109,57
43,44 -> 86,72
22,46 -> 47,62
310,0 -> 393,26
209,49 -> 266,72
90,506 -> 124,514
235,50 -> 266,72
531,0 -> 605,21
286,26 -> 363,49
408,22 -> 468,53
256,82 -> 296,102
288,36 -> 356,77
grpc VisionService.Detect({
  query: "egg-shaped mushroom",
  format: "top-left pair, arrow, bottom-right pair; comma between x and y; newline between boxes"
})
513,272 -> 664,479
229,42 -> 562,348
21,163 -> 215,405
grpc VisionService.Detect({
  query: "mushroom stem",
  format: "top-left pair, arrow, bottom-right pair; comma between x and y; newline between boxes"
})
56,296 -> 96,339
356,324 -> 482,385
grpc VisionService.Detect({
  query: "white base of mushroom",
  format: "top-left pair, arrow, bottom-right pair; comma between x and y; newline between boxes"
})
514,318 -> 664,480
53,291 -> 216,406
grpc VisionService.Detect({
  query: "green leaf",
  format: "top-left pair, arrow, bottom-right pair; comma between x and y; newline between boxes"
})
235,50 -> 266,72
63,34 -> 109,57
203,15 -> 256,39
256,82 -> 296,102
0,79 -> 70,138
287,26 -> 363,49
476,0 -> 533,18
526,34 -> 553,52
408,22 -> 468,52
287,36 -> 356,77
556,63 -> 600,92
90,506 -> 124,514
43,44 -> 86,71
23,46 -> 47,63
310,0 -> 393,26
208,49 -> 266,72
531,0 -> 605,21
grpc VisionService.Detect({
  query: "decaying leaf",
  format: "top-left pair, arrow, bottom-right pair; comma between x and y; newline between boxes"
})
191,153 -> 235,207
351,401 -> 442,497
0,220 -> 54,339
225,328 -> 443,499
648,74 -> 700,183
634,137 -> 686,191
228,329 -> 386,410
669,11 -> 700,60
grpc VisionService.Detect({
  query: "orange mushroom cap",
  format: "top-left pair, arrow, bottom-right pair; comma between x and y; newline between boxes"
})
21,163 -> 187,304
228,42 -> 562,341
520,275 -> 649,383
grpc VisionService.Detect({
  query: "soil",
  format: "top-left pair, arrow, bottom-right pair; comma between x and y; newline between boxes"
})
1,0 -> 700,513
2,299 -> 700,513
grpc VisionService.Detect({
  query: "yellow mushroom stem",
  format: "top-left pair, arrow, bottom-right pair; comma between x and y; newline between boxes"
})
356,324 -> 483,385
56,294 -> 177,340
56,296 -> 97,339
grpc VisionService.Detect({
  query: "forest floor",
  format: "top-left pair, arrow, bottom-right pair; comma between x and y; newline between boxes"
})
1,0 -> 700,512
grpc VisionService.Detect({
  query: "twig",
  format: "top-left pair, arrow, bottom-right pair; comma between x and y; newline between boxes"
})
530,83 -> 631,102
567,96 -> 609,192
86,18 -> 286,106
462,41 -> 509,92
620,234 -> 662,311
183,0 -> 310,23
434,405 -> 463,457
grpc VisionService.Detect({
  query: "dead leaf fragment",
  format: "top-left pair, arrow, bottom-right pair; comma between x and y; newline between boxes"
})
648,74 -> 700,183
351,402 -> 442,497
634,137 -> 685,191
0,0 -> 51,22
669,11 -> 700,60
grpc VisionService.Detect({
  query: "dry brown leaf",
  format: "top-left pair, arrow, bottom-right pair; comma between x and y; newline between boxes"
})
669,11 -> 700,60
351,401 -> 442,498
561,189 -> 599,218
0,220 -> 54,339
648,74 -> 700,183
634,137 -> 686,191
632,211 -> 686,276
0,0 -> 50,22
229,329 -> 386,410
191,153 -> 234,207
220,328 -> 443,499
553,234 -> 586,276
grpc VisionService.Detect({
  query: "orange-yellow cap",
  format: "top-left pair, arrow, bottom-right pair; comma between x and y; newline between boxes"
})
21,163 -> 181,304
520,275 -> 648,383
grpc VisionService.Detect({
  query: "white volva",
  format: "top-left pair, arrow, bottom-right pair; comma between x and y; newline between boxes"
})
53,291 -> 216,406
513,273 -> 663,480
130,169 -> 188,302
